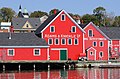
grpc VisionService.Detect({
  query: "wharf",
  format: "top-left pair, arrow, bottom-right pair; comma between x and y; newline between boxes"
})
76,60 -> 120,68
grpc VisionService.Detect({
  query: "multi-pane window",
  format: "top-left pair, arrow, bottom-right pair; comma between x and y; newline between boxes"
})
50,26 -> 55,32
100,41 -> 104,47
61,38 -> 66,45
88,30 -> 93,37
61,14 -> 66,21
93,41 -> 97,47
71,26 -> 76,33
68,38 -> 72,45
8,49 -> 14,56
34,49 -> 40,56
74,38 -> 78,45
48,38 -> 53,45
55,38 -> 59,45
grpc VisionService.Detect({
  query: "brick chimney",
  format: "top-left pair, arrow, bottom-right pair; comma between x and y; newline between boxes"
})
54,9 -> 57,14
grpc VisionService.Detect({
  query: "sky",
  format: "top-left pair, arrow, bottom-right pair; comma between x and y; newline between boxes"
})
0,0 -> 119,16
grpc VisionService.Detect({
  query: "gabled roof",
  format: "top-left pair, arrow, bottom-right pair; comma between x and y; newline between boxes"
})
99,27 -> 120,40
83,22 -> 110,40
0,33 -> 48,47
12,18 -> 41,29
35,10 -> 85,35
87,47 -> 96,51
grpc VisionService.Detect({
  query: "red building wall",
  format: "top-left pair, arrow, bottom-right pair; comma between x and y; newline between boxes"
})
42,11 -> 84,60
84,22 -> 109,60
0,48 -> 48,61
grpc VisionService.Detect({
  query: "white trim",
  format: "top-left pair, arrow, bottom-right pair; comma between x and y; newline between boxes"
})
74,38 -> 79,45
50,25 -> 55,33
83,33 -> 85,53
42,33 -> 43,38
87,47 -> 96,51
51,48 -> 67,50
99,41 -> 104,47
48,38 -> 53,45
47,48 -> 50,60
61,14 -> 66,21
88,29 -> 93,37
61,38 -> 66,45
33,49 -> 40,56
41,10 -> 85,33
71,26 -> 76,33
84,22 -> 110,40
8,49 -> 15,56
93,41 -> 97,47
0,46 -> 49,48
54,38 -> 59,45
14,29 -> 36,30
68,38 -> 72,45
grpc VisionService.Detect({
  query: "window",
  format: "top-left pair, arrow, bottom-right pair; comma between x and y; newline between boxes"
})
68,38 -> 72,45
99,51 -> 103,57
8,49 -> 14,56
88,30 -> 93,37
90,51 -> 93,55
50,26 -> 55,32
71,26 -> 76,33
26,24 -> 29,28
61,14 -> 66,21
114,47 -> 118,52
34,49 -> 40,56
74,38 -> 79,45
93,41 -> 97,47
48,38 -> 53,45
100,41 -> 104,47
55,38 -> 59,45
61,38 -> 66,45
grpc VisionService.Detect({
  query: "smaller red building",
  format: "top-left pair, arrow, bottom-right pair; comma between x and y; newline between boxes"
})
0,33 -> 49,61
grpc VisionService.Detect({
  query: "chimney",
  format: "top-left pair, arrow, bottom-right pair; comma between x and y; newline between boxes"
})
10,26 -> 14,33
54,9 -> 57,14
76,19 -> 81,24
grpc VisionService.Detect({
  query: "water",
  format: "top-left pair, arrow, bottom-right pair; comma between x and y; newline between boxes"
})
0,68 -> 120,79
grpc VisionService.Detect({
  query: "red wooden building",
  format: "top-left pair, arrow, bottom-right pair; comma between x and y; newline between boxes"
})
81,22 -> 110,60
36,10 -> 85,60
0,33 -> 49,61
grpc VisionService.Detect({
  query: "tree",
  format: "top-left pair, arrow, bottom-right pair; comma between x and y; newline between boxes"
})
30,11 -> 48,18
82,14 -> 98,25
113,16 -> 120,27
0,7 -> 15,21
49,9 -> 59,15
93,6 -> 106,26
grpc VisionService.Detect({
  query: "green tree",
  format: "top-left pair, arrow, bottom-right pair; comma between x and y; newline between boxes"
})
0,7 -> 15,21
113,16 -> 120,27
82,14 -> 98,25
30,11 -> 48,18
93,6 -> 106,26
49,9 -> 59,15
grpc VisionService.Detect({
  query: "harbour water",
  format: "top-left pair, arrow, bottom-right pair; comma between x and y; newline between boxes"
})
0,68 -> 120,79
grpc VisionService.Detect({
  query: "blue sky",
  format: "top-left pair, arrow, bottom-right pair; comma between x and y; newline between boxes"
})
0,0 -> 119,16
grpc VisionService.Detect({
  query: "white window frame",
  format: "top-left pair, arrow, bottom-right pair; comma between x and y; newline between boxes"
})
88,29 -> 93,37
71,26 -> 76,33
68,38 -> 72,45
34,49 -> 40,56
99,41 -> 104,47
50,26 -> 55,33
93,41 -> 97,47
8,49 -> 15,56
55,38 -> 59,45
61,14 -> 66,21
99,51 -> 104,57
74,38 -> 79,45
61,38 -> 66,45
90,51 -> 93,55
48,38 -> 53,45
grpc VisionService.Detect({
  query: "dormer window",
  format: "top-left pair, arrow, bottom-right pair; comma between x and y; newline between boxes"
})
71,26 -> 76,33
50,26 -> 55,33
61,14 -> 66,21
88,29 -> 93,37
26,24 -> 29,28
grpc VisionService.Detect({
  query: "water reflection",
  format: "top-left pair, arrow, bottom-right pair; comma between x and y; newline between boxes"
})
0,68 -> 120,79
